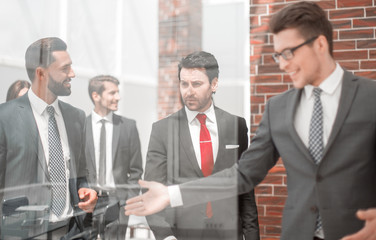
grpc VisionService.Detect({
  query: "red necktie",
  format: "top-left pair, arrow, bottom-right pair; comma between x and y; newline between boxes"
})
196,113 -> 214,218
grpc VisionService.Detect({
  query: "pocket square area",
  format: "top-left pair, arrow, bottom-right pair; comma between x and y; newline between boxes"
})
226,144 -> 239,149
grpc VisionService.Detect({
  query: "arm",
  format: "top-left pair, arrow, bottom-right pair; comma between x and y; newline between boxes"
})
126,101 -> 279,216
341,208 -> 376,240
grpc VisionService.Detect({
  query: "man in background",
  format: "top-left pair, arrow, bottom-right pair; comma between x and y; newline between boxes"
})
144,51 -> 259,240
85,75 -> 143,239
0,37 -> 97,239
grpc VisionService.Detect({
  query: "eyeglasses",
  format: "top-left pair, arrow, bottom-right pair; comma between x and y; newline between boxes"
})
272,36 -> 318,64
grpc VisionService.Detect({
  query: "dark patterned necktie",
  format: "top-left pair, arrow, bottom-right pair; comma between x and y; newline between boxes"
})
98,119 -> 106,186
47,106 -> 67,217
196,113 -> 214,218
308,88 -> 323,233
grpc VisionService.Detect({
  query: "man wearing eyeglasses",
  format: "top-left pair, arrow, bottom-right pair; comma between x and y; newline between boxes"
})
125,1 -> 376,240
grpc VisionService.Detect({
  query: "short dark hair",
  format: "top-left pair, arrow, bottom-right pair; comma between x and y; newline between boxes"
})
269,1 -> 333,56
178,51 -> 219,83
25,37 -> 67,82
6,80 -> 31,102
88,75 -> 120,103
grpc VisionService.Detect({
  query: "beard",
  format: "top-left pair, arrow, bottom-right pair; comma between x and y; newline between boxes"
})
48,74 -> 71,96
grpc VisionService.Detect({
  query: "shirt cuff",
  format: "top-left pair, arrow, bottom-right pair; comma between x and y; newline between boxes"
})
168,185 -> 183,207
163,236 -> 177,240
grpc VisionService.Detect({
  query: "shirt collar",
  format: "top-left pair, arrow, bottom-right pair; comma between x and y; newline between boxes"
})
28,89 -> 61,116
185,103 -> 216,125
303,63 -> 344,99
92,110 -> 113,124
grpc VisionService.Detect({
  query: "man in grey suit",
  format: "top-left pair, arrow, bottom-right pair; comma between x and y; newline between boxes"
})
0,37 -> 97,239
125,2 -> 376,240
85,75 -> 143,239
144,51 -> 259,240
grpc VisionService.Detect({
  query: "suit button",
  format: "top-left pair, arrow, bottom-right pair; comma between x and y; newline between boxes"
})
310,206 -> 318,213
316,175 -> 322,182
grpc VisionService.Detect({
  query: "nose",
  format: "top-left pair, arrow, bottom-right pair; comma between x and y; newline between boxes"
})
69,67 -> 75,78
278,57 -> 289,72
115,92 -> 121,101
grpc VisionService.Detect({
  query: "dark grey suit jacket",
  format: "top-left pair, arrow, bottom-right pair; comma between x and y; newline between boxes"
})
145,107 -> 259,240
178,70 -> 376,240
0,93 -> 89,238
85,113 -> 143,204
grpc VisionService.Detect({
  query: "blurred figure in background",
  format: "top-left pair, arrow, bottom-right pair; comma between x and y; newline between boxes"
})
6,80 -> 30,102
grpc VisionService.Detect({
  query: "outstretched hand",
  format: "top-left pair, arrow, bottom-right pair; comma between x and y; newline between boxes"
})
341,208 -> 376,240
124,180 -> 170,216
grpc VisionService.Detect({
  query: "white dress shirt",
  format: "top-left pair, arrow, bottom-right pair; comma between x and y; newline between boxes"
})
185,104 -> 219,167
91,110 -> 116,188
28,90 -> 72,222
294,63 -> 343,238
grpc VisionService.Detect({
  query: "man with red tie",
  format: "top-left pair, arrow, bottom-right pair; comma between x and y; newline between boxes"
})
143,51 -> 259,240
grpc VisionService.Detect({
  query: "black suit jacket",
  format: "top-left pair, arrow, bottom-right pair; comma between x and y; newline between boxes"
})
145,107 -> 259,240
85,113 -> 143,202
0,93 -> 89,238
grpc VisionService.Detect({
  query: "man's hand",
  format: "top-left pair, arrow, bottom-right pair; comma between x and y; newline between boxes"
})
341,208 -> 376,240
124,180 -> 170,216
77,188 -> 98,213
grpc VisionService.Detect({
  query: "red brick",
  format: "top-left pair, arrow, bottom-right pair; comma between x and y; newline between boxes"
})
353,18 -> 376,28
250,34 -> 269,45
370,50 -> 376,59
252,0 -> 284,4
263,55 -> 275,65
251,104 -> 260,114
255,185 -> 273,195
274,186 -> 288,196
358,39 -> 376,48
268,4 -> 288,14
334,50 -> 368,60
256,84 -> 288,94
250,5 -> 267,15
250,95 -> 265,104
316,0 -> 337,10
268,165 -> 286,174
360,60 -> 376,69
333,40 -> 356,50
258,205 -> 266,216
338,0 -> 372,8
258,65 -> 283,74
265,226 -> 282,236
250,16 -> 260,26
251,75 -> 282,84
260,175 -> 284,185
338,61 -> 360,70
253,45 -> 275,54
329,9 -> 364,19
355,71 -> 376,79
331,19 -> 352,29
251,24 -> 270,34
258,215 -> 282,225
255,114 -> 263,125
265,206 -> 285,218
339,29 -> 374,39
366,7 -> 376,17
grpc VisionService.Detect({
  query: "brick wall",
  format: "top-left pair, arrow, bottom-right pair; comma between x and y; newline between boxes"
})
158,0 -> 202,119
250,0 -> 376,239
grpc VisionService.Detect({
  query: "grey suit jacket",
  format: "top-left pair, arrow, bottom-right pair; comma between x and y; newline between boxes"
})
85,113 -> 143,203
145,107 -> 259,240
178,70 -> 376,240
0,93 -> 89,237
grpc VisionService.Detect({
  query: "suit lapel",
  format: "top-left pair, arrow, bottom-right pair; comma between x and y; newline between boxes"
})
112,114 -> 120,169
322,71 -> 358,159
213,107 -> 225,172
178,109 -> 203,177
86,115 -> 96,174
16,96 -> 50,180
286,89 -> 315,162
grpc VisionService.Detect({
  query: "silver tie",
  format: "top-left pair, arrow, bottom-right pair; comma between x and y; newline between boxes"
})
47,106 -> 67,217
308,88 -> 323,233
